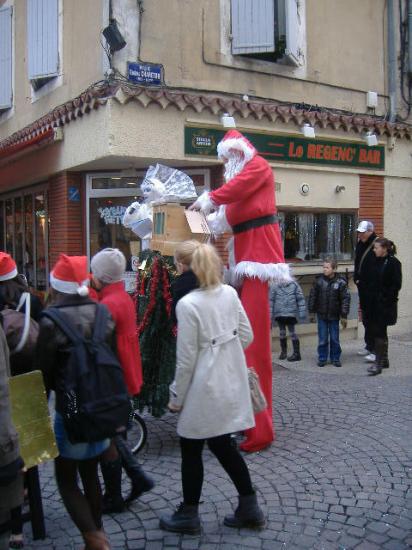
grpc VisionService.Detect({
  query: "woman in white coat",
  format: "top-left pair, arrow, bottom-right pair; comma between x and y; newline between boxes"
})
160,243 -> 265,534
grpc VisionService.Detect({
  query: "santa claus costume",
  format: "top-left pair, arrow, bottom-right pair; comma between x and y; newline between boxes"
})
192,129 -> 290,452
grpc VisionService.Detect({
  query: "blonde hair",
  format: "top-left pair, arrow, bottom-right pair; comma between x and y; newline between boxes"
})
190,243 -> 222,289
174,240 -> 202,267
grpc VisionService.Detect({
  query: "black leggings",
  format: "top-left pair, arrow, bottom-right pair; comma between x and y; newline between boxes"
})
180,434 -> 254,505
54,456 -> 102,534
278,321 -> 298,341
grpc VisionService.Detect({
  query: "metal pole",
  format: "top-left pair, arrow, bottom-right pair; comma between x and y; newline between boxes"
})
408,0 -> 412,76
387,0 -> 397,121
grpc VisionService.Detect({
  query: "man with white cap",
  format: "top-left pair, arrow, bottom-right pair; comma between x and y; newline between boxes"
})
354,220 -> 379,361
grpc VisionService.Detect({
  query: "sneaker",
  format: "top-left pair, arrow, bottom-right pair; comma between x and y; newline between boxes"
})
357,349 -> 369,356
317,360 -> 326,367
332,360 -> 342,367
365,353 -> 376,362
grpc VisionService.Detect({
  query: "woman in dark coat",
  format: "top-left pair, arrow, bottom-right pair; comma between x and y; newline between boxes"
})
367,238 -> 402,376
171,240 -> 199,324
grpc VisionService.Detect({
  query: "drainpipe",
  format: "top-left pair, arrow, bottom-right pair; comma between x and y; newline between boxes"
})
409,0 -> 412,77
387,0 -> 397,122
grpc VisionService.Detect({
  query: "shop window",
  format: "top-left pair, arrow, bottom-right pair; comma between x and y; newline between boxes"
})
14,197 -> 23,273
279,211 -> 356,262
92,177 -> 142,190
0,189 -> 48,291
5,199 -> 13,255
230,0 -> 305,66
89,196 -> 141,292
24,195 -> 35,286
34,193 -> 47,290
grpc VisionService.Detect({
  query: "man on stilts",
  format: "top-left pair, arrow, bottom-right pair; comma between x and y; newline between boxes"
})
190,129 -> 290,452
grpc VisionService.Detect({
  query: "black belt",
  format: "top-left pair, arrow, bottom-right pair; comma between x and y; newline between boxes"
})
232,214 -> 279,235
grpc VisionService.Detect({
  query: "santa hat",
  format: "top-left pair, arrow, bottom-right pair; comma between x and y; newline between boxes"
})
0,252 -> 18,281
217,130 -> 257,163
50,254 -> 89,296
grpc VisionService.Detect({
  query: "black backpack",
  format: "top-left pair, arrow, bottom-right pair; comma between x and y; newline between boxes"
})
42,304 -> 131,444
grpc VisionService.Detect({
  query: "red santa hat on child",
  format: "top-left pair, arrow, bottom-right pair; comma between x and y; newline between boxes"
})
50,254 -> 89,296
0,252 -> 18,281
217,129 -> 257,163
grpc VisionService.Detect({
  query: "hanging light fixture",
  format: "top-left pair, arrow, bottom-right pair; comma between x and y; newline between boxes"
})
220,112 -> 236,128
364,131 -> 378,147
301,123 -> 316,139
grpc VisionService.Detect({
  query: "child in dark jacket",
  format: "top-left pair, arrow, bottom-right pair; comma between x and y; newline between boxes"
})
270,277 -> 306,362
308,258 -> 351,367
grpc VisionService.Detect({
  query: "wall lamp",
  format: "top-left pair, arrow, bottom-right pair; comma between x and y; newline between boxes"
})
335,185 -> 346,193
301,123 -> 316,139
364,131 -> 378,147
103,19 -> 127,52
221,112 -> 236,128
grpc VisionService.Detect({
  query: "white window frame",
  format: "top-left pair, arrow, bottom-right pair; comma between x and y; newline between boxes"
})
220,0 -> 306,77
86,170 -> 210,260
28,0 -> 63,102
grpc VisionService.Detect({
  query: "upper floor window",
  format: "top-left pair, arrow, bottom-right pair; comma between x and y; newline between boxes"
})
27,0 -> 59,91
0,6 -> 13,112
231,0 -> 305,66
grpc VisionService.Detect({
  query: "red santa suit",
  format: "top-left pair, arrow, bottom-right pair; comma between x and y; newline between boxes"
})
193,129 -> 290,452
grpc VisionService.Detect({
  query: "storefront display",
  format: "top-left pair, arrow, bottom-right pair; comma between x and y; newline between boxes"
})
0,188 -> 48,291
279,211 -> 356,262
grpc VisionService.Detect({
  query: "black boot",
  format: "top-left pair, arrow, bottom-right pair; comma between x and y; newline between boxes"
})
100,458 -> 126,514
382,337 -> 389,368
287,339 -> 301,362
368,337 -> 385,376
278,338 -> 287,360
115,436 -> 154,503
224,493 -> 266,529
159,503 -> 201,535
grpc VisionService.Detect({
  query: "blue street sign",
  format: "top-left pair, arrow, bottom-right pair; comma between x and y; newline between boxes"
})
128,62 -> 162,86
68,187 -> 80,202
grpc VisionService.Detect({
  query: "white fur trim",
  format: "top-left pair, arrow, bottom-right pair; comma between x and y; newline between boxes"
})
50,273 -> 90,295
77,285 -> 89,296
234,262 -> 292,283
217,137 -> 255,163
0,267 -> 18,281
207,206 -> 232,236
192,191 -> 216,215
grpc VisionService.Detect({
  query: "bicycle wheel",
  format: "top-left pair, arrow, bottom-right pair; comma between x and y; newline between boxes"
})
128,411 -> 148,454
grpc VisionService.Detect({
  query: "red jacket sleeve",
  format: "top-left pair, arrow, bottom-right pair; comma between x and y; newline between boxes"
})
210,156 -> 269,205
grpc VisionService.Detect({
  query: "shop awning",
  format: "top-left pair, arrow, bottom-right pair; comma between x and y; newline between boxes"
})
0,127 -> 63,162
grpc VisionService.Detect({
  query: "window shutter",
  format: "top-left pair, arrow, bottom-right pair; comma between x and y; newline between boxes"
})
0,7 -> 13,109
231,0 -> 275,54
285,0 -> 304,66
27,0 -> 59,80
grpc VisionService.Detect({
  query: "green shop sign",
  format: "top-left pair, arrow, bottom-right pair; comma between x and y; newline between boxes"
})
184,126 -> 385,170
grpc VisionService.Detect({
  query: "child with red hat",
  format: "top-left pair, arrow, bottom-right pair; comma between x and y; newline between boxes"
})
91,248 -> 153,514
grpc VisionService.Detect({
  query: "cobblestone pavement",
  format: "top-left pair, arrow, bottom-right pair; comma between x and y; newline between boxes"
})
25,337 -> 412,549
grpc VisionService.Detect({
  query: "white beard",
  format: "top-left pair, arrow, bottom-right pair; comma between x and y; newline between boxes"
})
223,151 -> 247,182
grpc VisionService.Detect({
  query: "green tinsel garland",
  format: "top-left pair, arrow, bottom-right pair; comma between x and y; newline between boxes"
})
133,250 -> 177,417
